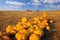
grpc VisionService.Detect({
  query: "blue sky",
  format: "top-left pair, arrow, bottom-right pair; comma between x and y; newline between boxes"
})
0,0 -> 60,11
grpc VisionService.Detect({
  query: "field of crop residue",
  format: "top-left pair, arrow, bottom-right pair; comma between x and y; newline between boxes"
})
0,11 -> 60,40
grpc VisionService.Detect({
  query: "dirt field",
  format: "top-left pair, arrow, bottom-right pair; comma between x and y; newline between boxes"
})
0,11 -> 60,40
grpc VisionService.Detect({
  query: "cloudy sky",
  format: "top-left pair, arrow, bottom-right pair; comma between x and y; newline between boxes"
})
0,0 -> 60,11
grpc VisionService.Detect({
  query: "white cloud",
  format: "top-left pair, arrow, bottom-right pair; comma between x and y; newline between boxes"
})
31,0 -> 41,6
43,0 -> 55,3
1,0 -> 60,10
43,0 -> 60,3
32,2 -> 41,5
49,5 -> 60,9
44,4 -> 60,10
42,0 -> 60,10
0,4 -> 23,11
33,0 -> 40,2
0,1 -> 27,11
6,1 -> 25,5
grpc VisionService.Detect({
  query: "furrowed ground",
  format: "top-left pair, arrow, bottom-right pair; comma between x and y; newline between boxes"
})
0,11 -> 60,40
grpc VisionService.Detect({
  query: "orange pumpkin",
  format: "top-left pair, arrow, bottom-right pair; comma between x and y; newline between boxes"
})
0,31 -> 3,38
50,20 -> 53,24
2,36 -> 10,40
29,34 -> 40,40
46,26 -> 50,31
6,25 -> 16,34
34,28 -> 44,37
22,17 -> 27,23
28,26 -> 35,34
6,25 -> 12,34
15,33 -> 28,40
13,26 -> 24,32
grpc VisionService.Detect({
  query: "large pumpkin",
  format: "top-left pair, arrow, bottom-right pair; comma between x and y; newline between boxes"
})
15,33 -> 28,40
6,25 -> 16,34
0,31 -> 3,38
29,34 -> 40,40
2,36 -> 10,40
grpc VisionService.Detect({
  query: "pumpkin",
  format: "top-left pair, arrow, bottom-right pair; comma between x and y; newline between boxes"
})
26,21 -> 32,27
13,26 -> 24,32
6,25 -> 16,34
39,22 -> 46,30
15,33 -> 28,40
28,26 -> 35,34
50,19 -> 53,24
33,17 -> 39,21
10,29 -> 16,34
29,34 -> 40,40
46,26 -> 50,31
0,31 -> 3,38
2,36 -> 10,40
16,22 -> 22,27
6,25 -> 12,34
22,17 -> 27,23
34,28 -> 44,37
45,22 -> 49,26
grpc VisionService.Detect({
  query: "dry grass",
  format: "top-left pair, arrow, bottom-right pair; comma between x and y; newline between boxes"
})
0,11 -> 60,40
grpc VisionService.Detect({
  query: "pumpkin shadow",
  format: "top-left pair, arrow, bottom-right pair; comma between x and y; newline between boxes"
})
9,34 -> 15,40
41,21 -> 56,40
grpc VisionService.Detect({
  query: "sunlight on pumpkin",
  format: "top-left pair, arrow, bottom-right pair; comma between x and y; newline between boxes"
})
6,25 -> 16,34
0,31 -> 3,38
2,36 -> 10,40
50,19 -> 53,24
29,34 -> 40,40
22,17 -> 27,23
5,13 -> 54,40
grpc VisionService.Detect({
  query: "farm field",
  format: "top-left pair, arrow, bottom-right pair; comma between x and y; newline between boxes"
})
0,11 -> 60,40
